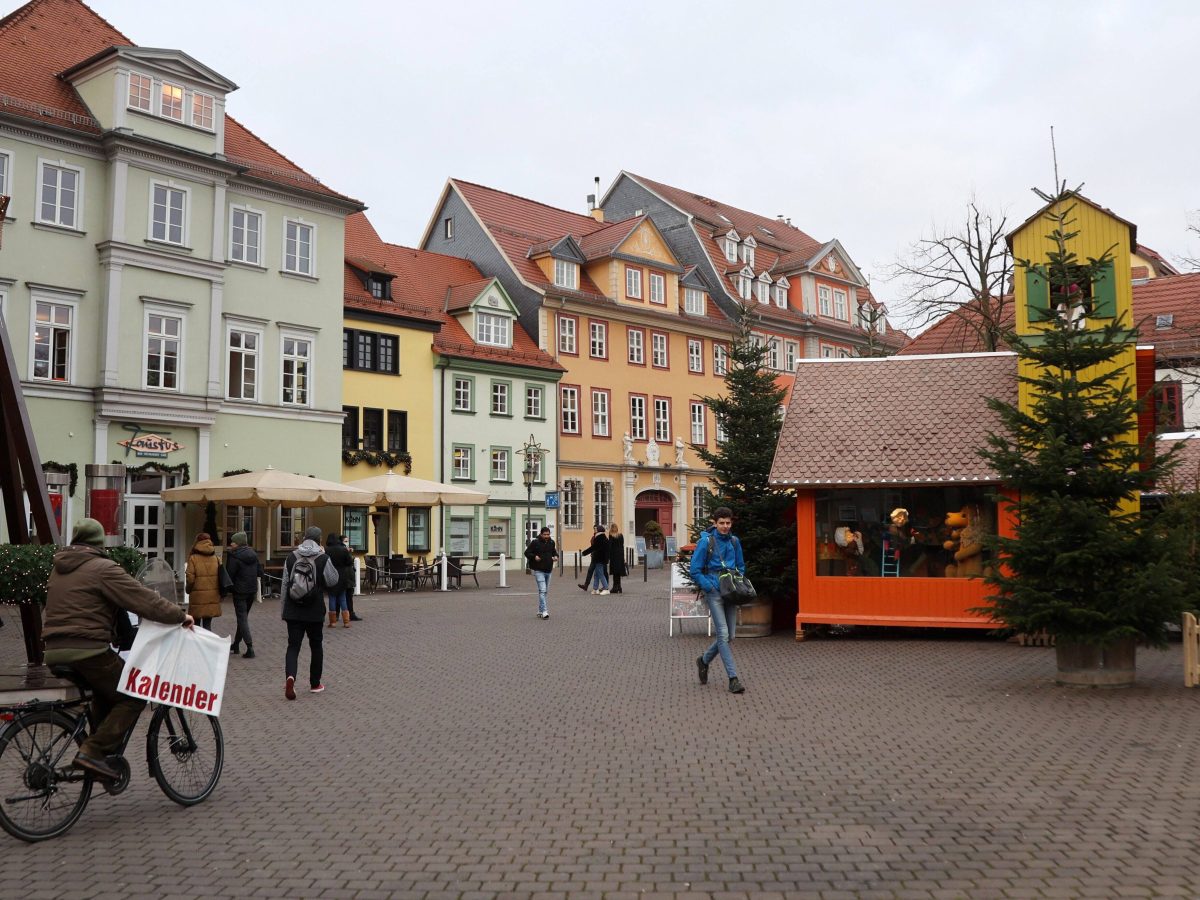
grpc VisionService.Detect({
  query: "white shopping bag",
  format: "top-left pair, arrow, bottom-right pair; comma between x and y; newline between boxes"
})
117,621 -> 230,716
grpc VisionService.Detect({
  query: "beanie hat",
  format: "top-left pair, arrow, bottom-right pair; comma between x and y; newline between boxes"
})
231,531 -> 248,546
303,525 -> 322,542
71,518 -> 106,547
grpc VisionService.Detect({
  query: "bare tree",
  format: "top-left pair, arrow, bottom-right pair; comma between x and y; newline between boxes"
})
1184,210 -> 1200,270
888,200 -> 1013,351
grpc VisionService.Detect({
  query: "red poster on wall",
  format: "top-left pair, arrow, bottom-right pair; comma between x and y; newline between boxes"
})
89,489 -> 121,535
48,493 -> 63,531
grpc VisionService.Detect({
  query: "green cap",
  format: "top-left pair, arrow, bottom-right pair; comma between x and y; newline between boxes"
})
71,518 -> 106,547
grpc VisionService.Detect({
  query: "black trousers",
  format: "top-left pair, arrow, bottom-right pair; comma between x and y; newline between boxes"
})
232,593 -> 254,649
66,650 -> 146,757
285,620 -> 323,687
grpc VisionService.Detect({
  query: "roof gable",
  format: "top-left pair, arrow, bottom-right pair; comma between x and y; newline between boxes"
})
1006,190 -> 1137,253
62,45 -> 237,93
527,234 -> 586,264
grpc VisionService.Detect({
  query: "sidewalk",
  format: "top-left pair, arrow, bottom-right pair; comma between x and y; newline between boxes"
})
3,564 -> 1198,898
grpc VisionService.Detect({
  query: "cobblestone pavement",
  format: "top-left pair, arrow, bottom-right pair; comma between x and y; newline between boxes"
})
3,564 -> 1199,899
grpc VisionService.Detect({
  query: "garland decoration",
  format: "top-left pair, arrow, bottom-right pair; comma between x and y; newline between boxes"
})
42,461 -> 78,496
342,449 -> 412,474
114,460 -> 191,485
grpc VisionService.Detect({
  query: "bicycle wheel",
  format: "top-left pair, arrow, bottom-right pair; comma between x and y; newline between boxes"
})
0,709 -> 92,842
146,706 -> 223,806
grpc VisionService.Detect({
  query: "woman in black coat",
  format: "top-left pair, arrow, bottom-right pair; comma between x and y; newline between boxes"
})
325,533 -> 356,628
578,524 -> 610,594
606,523 -> 627,593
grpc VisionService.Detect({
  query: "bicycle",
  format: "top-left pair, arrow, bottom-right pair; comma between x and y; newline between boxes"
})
0,665 -> 224,842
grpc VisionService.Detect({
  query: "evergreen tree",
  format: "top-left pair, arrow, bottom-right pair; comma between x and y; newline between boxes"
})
691,307 -> 795,603
976,188 -> 1186,646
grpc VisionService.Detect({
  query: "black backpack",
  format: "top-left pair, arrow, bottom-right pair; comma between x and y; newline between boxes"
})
287,553 -> 327,604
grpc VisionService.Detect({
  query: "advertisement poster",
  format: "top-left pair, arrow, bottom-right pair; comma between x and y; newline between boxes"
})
487,519 -> 508,557
89,489 -> 121,534
449,518 -> 473,556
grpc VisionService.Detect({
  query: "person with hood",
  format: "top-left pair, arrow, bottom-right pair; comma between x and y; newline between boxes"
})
282,525 -> 340,699
689,507 -> 747,694
344,535 -> 363,622
224,531 -> 263,658
184,532 -> 222,630
42,518 -> 193,782
578,524 -> 610,594
606,522 -> 627,594
324,532 -> 355,628
524,526 -> 559,619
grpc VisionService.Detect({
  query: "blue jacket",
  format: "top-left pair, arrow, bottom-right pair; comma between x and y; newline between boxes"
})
689,526 -> 744,594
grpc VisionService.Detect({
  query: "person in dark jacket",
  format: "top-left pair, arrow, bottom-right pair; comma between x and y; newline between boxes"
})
42,518 -> 194,782
324,533 -> 355,628
282,525 -> 340,699
344,535 -> 363,621
524,526 -> 559,619
224,531 -> 263,658
578,524 -> 610,594
606,522 -> 627,593
689,507 -> 747,694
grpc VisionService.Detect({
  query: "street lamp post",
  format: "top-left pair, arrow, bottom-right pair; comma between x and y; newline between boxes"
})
518,435 -> 543,553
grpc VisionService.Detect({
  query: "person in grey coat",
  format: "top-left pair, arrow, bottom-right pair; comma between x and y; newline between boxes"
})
281,525 -> 340,699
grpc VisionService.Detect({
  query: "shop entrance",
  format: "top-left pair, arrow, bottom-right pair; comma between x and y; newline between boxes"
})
125,469 -> 181,568
634,490 -> 674,537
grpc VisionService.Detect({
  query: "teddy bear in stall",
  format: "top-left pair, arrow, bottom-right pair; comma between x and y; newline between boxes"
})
943,504 -> 986,578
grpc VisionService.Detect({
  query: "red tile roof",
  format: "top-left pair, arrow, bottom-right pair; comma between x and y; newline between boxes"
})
577,215 -> 644,260
770,353 -> 1017,487
0,0 -> 357,204
1156,435 -> 1200,493
444,278 -> 495,313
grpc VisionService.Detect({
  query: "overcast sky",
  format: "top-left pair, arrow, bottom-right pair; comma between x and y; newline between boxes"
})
94,0 -> 1200,326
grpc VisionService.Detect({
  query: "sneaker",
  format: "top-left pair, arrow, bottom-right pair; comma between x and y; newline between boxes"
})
590,589 -> 598,594
310,684 -> 325,693
285,675 -> 296,701
542,611 -> 549,619
242,649 -> 255,659
696,656 -> 709,685
728,677 -> 745,694
599,589 -> 610,595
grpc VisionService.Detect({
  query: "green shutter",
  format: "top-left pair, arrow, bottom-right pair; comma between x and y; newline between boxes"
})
1025,266 -> 1050,320
1091,260 -> 1116,318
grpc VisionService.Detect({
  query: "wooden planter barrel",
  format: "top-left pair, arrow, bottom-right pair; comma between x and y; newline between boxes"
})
1055,637 -> 1136,687
736,600 -> 772,638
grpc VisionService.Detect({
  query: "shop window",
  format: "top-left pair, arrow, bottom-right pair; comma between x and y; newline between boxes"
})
813,486 -> 996,579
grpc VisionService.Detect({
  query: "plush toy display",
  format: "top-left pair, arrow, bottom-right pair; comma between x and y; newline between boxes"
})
943,504 -> 985,578
942,508 -> 967,555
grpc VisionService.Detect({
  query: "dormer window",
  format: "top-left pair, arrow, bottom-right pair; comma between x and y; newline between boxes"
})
1156,314 -> 1174,329
755,276 -> 770,304
724,237 -> 737,262
476,312 -> 511,348
129,73 -> 152,111
773,281 -> 788,308
192,92 -> 214,130
160,82 -> 184,121
553,259 -> 578,290
684,287 -> 706,316
738,274 -> 751,300
740,236 -> 757,268
368,275 -> 390,300
127,71 -> 217,132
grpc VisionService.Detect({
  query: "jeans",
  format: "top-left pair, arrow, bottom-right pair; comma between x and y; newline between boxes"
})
232,593 -> 254,650
701,590 -> 738,678
590,566 -> 610,591
326,589 -> 348,613
533,570 -> 552,615
285,620 -> 324,688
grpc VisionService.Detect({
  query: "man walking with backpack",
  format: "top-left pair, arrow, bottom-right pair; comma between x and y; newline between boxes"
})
282,525 -> 340,699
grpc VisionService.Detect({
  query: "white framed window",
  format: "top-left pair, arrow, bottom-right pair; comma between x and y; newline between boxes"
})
278,506 -> 307,550
651,332 -> 668,368
654,397 -> 671,442
557,315 -> 577,354
627,328 -> 644,365
688,338 -> 703,373
30,299 -> 74,382
692,485 -> 708,523
553,258 -> 578,289
821,345 -> 836,358
755,279 -> 769,304
629,395 -> 646,440
37,160 -> 82,229
818,285 -> 832,316
160,82 -> 184,121
491,381 -> 509,415
453,376 -> 472,411
649,272 -> 665,305
724,237 -> 737,262
767,339 -> 780,371
191,92 -> 214,130
476,312 -> 510,347
684,288 -> 706,316
281,335 -> 312,406
785,341 -> 798,372
690,401 -> 706,444
224,506 -> 257,545
128,72 -> 152,111
229,205 -> 262,265
774,282 -> 788,307
443,217 -> 454,239
560,386 -> 579,434
452,446 -> 473,480
838,348 -> 851,358
589,321 -> 607,358
592,389 -> 610,437
593,481 -> 612,529
150,181 -> 187,245
144,311 -> 182,391
0,149 -> 10,198
833,289 -> 848,321
716,417 -> 728,444
625,266 -> 642,299
714,344 -> 728,376
562,479 -> 582,529
283,219 -> 314,276
738,274 -> 751,300
525,385 -> 543,418
226,327 -> 260,401
741,239 -> 756,267
490,448 -> 509,482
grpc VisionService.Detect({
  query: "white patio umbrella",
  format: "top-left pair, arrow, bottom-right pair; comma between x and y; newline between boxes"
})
343,470 -> 487,507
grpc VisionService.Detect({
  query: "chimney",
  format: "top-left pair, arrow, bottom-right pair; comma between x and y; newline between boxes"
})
589,176 -> 604,222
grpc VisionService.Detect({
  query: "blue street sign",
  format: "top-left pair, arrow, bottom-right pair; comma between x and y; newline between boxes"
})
545,491 -> 560,509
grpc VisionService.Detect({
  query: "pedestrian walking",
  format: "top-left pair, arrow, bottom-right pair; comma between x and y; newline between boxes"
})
525,526 -> 558,619
578,524 -> 610,594
281,525 -> 340,699
184,532 -> 222,630
344,535 -> 363,621
324,532 -> 355,628
689,507 -> 747,694
607,522 -> 626,593
224,531 -> 263,658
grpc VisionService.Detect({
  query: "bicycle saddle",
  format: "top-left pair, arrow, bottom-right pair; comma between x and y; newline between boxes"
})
47,665 -> 90,691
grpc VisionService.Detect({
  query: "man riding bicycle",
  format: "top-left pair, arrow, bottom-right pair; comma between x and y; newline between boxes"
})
41,518 -> 194,782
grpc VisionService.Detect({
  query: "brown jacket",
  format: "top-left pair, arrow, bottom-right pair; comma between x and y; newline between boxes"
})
43,545 -> 187,650
184,538 -> 222,618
